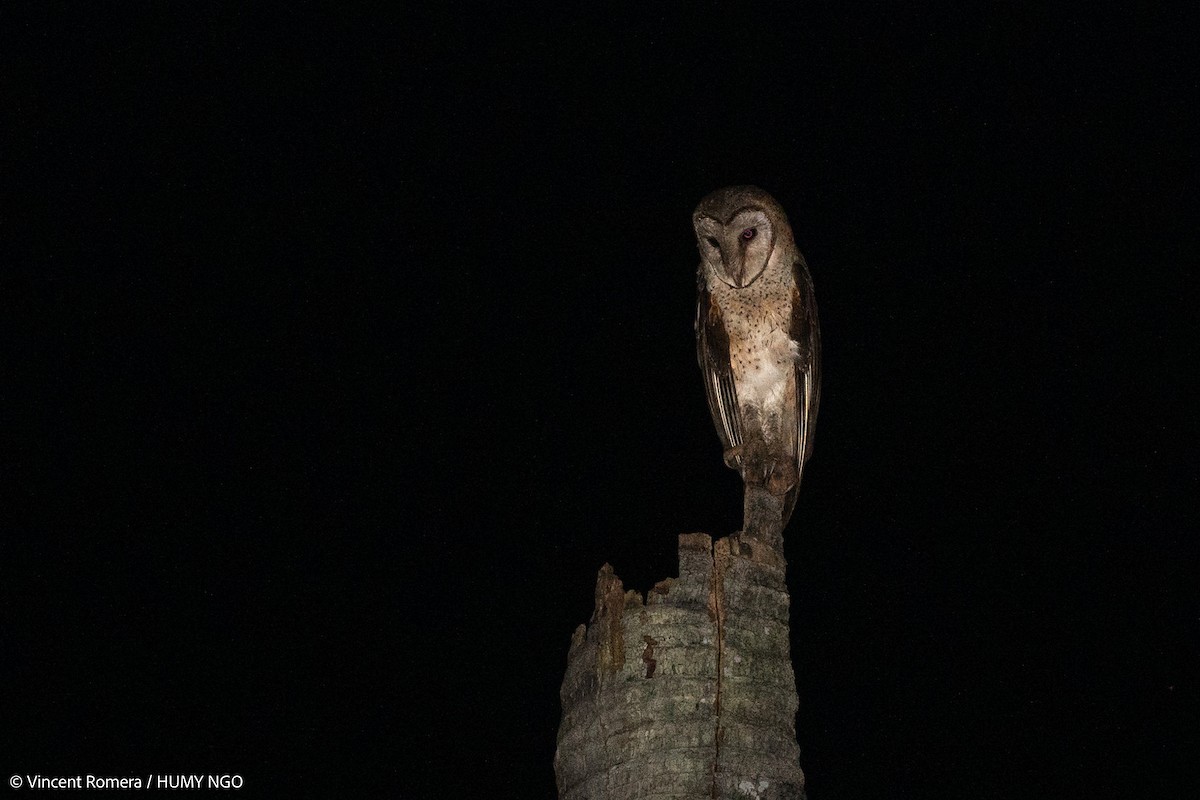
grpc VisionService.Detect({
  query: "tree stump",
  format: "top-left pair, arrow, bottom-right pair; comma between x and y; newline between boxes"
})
554,528 -> 806,799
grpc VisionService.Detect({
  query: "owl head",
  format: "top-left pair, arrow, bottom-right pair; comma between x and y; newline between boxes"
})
693,185 -> 792,289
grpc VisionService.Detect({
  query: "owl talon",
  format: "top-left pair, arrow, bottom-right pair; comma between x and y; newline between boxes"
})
723,445 -> 743,470
767,460 -> 798,496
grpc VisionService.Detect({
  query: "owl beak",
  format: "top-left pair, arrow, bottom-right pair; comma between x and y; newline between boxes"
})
729,264 -> 747,288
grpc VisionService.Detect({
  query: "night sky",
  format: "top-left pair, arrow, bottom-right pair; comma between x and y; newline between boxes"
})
7,5 -> 1196,798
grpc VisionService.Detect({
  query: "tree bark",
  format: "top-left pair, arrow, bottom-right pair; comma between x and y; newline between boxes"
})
554,520 -> 806,799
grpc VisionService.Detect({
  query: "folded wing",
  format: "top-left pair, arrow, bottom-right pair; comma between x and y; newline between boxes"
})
696,284 -> 741,456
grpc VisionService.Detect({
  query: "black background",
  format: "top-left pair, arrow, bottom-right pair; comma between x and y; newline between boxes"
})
5,4 -> 1196,798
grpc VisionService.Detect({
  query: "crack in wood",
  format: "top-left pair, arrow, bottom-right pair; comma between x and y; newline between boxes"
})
641,635 -> 658,678
709,536 -> 730,798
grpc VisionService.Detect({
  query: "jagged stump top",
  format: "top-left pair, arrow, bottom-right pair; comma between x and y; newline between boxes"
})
555,533 -> 805,800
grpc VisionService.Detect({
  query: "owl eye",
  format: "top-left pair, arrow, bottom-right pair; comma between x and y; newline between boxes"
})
741,228 -> 757,241
705,237 -> 720,248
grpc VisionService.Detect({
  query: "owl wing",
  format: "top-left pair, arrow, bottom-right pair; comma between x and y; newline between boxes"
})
792,257 -> 821,472
780,258 -> 821,526
696,283 -> 742,455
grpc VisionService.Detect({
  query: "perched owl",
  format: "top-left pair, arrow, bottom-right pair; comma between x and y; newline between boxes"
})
694,186 -> 821,527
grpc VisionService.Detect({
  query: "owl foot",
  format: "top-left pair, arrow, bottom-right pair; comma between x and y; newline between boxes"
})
722,445 -> 743,470
732,440 -> 776,487
727,443 -> 765,475
766,460 -> 798,496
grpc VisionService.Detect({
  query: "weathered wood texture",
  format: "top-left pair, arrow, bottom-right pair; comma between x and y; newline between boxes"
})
555,530 -> 806,799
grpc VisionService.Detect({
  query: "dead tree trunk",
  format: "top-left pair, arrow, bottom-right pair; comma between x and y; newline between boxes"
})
554,498 -> 806,799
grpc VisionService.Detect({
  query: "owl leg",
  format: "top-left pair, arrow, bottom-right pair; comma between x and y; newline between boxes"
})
734,406 -> 773,485
754,406 -> 797,495
737,438 -> 772,487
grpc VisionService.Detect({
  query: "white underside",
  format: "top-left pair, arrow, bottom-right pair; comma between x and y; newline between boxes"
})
733,331 -> 799,445
736,351 -> 792,407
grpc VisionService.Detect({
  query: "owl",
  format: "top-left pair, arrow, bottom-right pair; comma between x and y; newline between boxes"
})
694,186 -> 821,527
